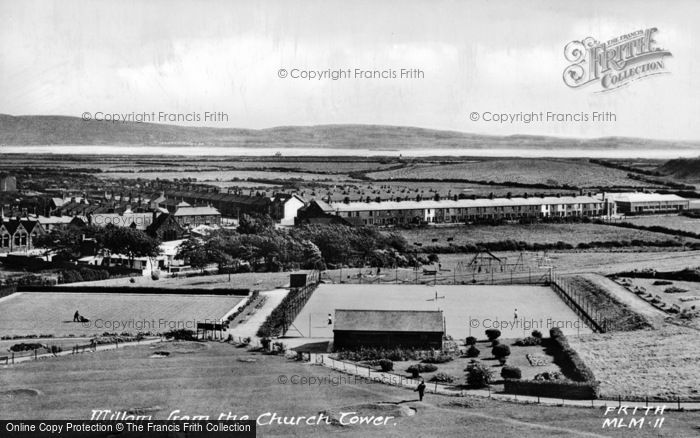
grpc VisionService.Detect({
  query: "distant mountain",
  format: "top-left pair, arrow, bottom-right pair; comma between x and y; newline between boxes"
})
1,114 -> 699,150
658,158 -> 700,181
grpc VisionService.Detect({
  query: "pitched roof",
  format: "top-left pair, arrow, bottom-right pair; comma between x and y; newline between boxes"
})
333,309 -> 444,333
330,195 -> 603,212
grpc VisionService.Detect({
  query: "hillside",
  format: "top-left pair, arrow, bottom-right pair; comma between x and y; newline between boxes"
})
658,157 -> 700,181
1,114 -> 699,151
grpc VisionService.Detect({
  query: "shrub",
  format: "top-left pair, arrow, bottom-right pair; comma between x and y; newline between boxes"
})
407,364 -> 438,377
260,338 -> 271,350
162,329 -> 197,341
501,366 -> 522,380
379,359 -> 394,372
421,353 -> 454,364
272,341 -> 286,354
151,271 -> 160,281
9,342 -> 44,352
429,372 -> 455,384
465,336 -> 477,346
652,280 -> 673,286
242,337 -> 252,345
491,339 -> 500,347
466,362 -> 493,388
532,330 -> 543,339
485,329 -> 501,341
492,344 -> 511,360
466,345 -> 480,358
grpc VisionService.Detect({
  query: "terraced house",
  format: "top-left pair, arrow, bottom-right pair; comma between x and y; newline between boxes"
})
330,195 -> 607,226
0,218 -> 46,253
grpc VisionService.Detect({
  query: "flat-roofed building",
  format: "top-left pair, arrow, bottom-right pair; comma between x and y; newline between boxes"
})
606,193 -> 689,215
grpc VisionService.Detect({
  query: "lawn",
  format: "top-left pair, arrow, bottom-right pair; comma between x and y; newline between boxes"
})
621,215 -> 700,235
0,293 -> 243,337
70,271 -> 303,291
569,326 -> 700,401
291,284 -> 592,340
393,223 -> 695,248
365,158 -> 646,188
1,341 -> 698,437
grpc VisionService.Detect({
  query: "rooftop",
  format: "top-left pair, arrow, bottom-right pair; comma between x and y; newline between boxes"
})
330,195 -> 603,212
333,309 -> 444,333
605,193 -> 688,203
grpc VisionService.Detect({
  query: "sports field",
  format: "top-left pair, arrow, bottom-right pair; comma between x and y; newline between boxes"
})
290,284 -> 591,340
0,293 -> 244,337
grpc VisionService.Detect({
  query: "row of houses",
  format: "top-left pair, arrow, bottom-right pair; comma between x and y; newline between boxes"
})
293,192 -> 693,226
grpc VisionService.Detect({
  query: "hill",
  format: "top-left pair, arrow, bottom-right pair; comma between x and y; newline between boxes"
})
658,157 -> 700,181
1,114 -> 699,151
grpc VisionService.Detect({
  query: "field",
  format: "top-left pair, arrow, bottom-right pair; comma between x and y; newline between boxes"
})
569,326 -> 700,401
0,293 -> 243,337
291,284 -> 592,340
364,159 -> 647,188
2,341 -> 699,437
68,271 -> 303,292
621,215 -> 700,234
394,223 -> 696,248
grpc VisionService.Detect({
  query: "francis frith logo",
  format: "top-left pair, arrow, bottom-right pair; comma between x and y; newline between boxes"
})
563,28 -> 672,92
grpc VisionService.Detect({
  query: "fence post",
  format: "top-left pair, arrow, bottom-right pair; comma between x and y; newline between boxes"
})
34,349 -> 37,360
677,397 -> 681,410
12,352 -> 15,364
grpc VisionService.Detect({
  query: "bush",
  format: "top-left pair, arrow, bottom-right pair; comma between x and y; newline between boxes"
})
485,329 -> 501,341
260,338 -> 271,350
379,359 -> 394,372
501,366 -> 522,380
9,342 -> 44,352
466,345 -> 480,358
532,330 -> 543,339
421,353 -> 454,364
151,271 -> 160,281
652,280 -> 673,286
492,344 -> 511,361
465,336 -> 477,346
429,372 -> 455,384
490,339 -> 500,347
272,341 -> 286,354
162,329 -> 197,341
407,363 -> 438,377
466,362 -> 493,388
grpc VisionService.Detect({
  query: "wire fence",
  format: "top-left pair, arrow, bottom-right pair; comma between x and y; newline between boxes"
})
321,266 -> 552,286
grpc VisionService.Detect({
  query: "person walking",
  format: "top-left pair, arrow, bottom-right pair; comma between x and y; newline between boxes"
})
415,379 -> 426,401
73,310 -> 80,322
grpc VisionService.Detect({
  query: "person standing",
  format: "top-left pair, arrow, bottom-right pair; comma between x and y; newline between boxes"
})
415,379 -> 426,401
514,308 -> 518,320
73,310 -> 80,322
327,313 -> 333,326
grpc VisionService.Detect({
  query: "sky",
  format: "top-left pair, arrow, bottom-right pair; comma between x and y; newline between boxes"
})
1,0 -> 699,140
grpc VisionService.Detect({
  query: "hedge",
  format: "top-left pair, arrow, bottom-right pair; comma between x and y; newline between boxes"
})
504,378 -> 600,399
16,286 -> 250,296
548,327 -> 596,382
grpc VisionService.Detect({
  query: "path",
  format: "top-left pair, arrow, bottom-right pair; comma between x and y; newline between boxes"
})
310,353 -> 700,411
228,288 -> 290,340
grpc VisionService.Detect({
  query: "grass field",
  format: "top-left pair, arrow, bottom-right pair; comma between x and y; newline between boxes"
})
70,271 -> 303,291
0,293 -> 243,337
2,341 -> 698,437
621,215 -> 700,234
569,326 -> 700,401
365,159 -> 647,188
291,284 -> 592,340
394,223 -> 696,248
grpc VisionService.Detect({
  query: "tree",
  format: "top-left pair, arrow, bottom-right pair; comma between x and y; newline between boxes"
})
97,226 -> 161,266
238,213 -> 275,234
175,237 -> 210,272
34,225 -> 101,261
301,240 -> 325,270
492,344 -> 511,365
